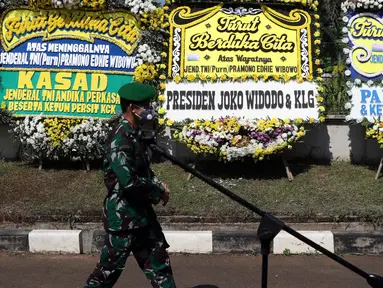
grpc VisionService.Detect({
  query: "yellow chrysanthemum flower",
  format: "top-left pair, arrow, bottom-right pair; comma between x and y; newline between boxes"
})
186,74 -> 196,81
158,95 -> 165,102
309,117 -> 314,124
283,74 -> 290,82
158,107 -> 166,115
199,74 -> 207,81
174,74 -> 182,83
166,119 -> 174,126
134,63 -> 157,83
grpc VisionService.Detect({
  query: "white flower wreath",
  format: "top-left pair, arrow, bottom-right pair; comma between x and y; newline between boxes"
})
52,0 -> 81,9
341,0 -> 383,13
136,44 -> 161,65
126,0 -> 157,15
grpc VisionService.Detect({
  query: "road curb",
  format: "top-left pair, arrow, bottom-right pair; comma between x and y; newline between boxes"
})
334,232 -> 383,255
0,229 -> 31,252
1,229 -> 383,255
212,231 -> 261,253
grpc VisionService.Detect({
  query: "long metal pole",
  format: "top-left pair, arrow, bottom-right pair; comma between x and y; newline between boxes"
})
262,254 -> 268,288
150,144 -> 373,282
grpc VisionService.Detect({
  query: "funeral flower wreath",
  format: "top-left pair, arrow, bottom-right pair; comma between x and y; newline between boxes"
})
154,0 -> 326,162
0,0 -> 170,166
340,0 -> 383,148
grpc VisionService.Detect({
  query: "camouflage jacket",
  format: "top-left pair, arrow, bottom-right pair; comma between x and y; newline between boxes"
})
102,118 -> 165,233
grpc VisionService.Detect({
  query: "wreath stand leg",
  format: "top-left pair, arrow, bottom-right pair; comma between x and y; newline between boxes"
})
187,156 -> 199,181
282,157 -> 294,182
38,156 -> 43,170
375,158 -> 383,180
81,158 -> 91,172
187,163 -> 196,181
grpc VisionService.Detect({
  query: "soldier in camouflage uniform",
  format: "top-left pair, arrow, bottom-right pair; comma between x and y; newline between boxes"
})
84,82 -> 176,288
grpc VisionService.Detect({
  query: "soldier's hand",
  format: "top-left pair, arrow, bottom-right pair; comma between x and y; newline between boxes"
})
160,182 -> 170,206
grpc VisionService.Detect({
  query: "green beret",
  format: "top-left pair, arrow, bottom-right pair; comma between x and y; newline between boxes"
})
118,82 -> 155,103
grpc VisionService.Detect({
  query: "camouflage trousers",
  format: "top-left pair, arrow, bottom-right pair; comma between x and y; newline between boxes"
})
84,223 -> 176,288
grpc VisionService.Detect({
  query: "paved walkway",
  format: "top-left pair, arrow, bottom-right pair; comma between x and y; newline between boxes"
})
1,253 -> 382,287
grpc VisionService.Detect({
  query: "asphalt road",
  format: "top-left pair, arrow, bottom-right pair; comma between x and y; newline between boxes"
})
1,253 -> 382,288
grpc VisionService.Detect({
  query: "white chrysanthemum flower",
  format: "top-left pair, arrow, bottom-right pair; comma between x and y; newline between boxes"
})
53,0 -> 81,9
342,37 -> 349,44
135,44 -> 161,64
345,102 -> 352,109
345,115 -> 353,122
126,0 -> 156,15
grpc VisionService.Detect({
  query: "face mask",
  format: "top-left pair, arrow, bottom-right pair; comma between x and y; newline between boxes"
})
133,105 -> 156,122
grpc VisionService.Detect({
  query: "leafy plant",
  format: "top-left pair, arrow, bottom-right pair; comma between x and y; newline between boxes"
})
283,248 -> 291,256
322,55 -> 349,115
317,0 -> 345,72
